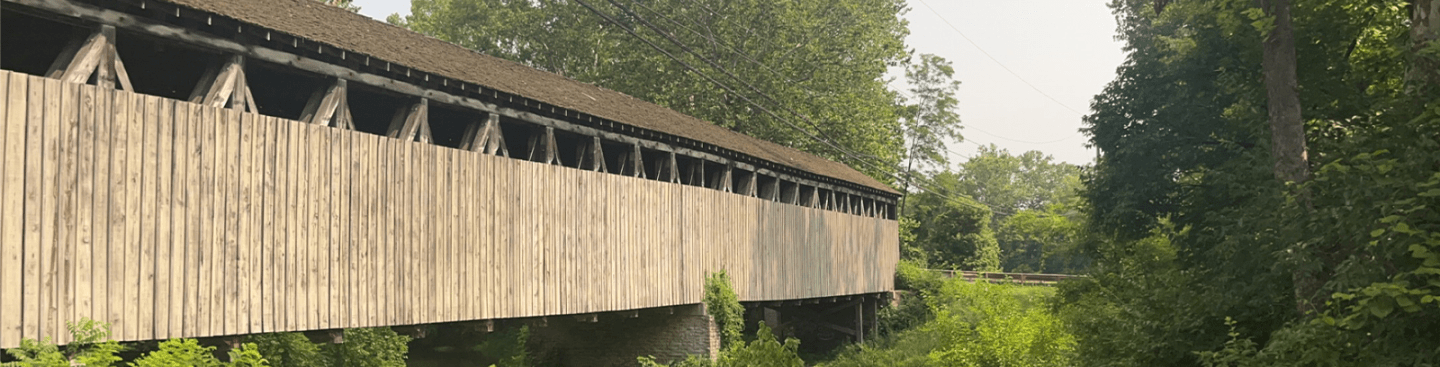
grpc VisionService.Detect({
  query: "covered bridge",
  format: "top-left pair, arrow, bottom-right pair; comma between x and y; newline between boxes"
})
0,0 -> 900,354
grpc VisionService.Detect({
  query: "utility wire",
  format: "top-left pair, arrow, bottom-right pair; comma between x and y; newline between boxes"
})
603,0 -> 889,163
912,0 -> 1087,117
574,0 -> 1001,216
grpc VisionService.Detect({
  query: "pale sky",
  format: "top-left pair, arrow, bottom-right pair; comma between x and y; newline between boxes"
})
355,0 -> 1125,166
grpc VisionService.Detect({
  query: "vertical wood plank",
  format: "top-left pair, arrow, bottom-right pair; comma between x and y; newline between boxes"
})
21,78 -> 52,342
324,128 -> 338,328
194,104 -> 214,337
181,102 -> 201,337
0,73 -> 25,346
260,116 -> 277,332
167,100 -> 189,338
218,107 -> 236,335
74,85 -> 95,333
282,115 -> 297,332
134,94 -> 157,340
153,98 -> 174,339
49,81 -> 80,344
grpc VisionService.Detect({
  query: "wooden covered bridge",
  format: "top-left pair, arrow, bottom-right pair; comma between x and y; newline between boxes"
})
0,0 -> 899,350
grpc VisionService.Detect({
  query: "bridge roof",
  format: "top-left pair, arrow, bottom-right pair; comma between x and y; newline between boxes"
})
163,0 -> 899,195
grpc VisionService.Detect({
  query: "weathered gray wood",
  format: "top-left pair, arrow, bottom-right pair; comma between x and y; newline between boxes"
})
6,0 -> 895,203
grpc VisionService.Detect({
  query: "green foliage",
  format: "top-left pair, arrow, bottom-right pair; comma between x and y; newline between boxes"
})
703,271 -> 745,349
2,318 -> 123,367
925,282 -> 1073,367
900,53 -> 964,171
393,0 -> 910,182
714,324 -> 803,367
903,171 -> 1001,270
246,332 -> 326,367
129,339 -> 223,367
639,324 -> 804,367
879,259 -> 944,335
321,328 -> 410,367
1068,0 -> 1440,365
473,326 -> 530,367
823,280 -> 1072,367
997,202 -> 1086,274
3,338 -> 68,367
226,344 -> 270,367
952,146 -> 1083,218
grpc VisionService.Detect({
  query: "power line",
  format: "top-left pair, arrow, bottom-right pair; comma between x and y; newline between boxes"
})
912,0 -> 1087,117
572,0 -> 1001,216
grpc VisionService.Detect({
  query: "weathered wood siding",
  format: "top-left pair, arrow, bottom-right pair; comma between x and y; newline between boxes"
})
0,71 -> 899,347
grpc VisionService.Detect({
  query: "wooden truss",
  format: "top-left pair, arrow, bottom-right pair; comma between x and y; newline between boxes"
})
190,54 -> 258,112
387,98 -> 431,142
300,78 -> 354,129
526,127 -> 559,165
461,114 -> 508,157
47,25 -> 133,91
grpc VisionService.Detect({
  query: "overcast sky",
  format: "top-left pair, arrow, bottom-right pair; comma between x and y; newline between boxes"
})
354,0 -> 1125,166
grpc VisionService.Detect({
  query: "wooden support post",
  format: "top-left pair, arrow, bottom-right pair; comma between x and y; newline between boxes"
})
664,153 -> 680,183
462,114 -> 508,156
627,144 -> 645,178
574,314 -> 598,323
578,137 -> 605,172
299,78 -> 354,129
743,172 -> 757,197
526,127 -> 559,164
855,298 -> 864,343
47,25 -> 133,91
713,164 -> 733,192
189,54 -> 257,112
386,98 -> 429,142
686,159 -> 705,187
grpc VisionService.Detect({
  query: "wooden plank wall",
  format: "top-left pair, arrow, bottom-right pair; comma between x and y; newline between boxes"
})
0,70 -> 900,347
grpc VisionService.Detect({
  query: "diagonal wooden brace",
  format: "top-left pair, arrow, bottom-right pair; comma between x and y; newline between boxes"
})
386,98 -> 429,141
189,54 -> 258,112
46,25 -> 133,91
299,78 -> 353,128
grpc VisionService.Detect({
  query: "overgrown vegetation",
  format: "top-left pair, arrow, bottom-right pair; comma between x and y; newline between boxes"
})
824,269 -> 1074,367
1,320 -> 412,367
640,272 -> 806,367
702,271 -> 745,349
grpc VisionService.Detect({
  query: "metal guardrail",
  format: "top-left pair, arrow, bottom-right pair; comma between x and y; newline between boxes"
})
927,269 -> 1080,285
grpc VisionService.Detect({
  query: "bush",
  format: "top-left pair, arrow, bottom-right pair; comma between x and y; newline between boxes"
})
703,271 -> 744,349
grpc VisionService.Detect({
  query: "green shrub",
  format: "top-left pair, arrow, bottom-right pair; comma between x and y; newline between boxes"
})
2,318 -> 123,367
246,332 -> 325,367
703,271 -> 744,349
320,327 -> 409,367
129,339 -> 224,367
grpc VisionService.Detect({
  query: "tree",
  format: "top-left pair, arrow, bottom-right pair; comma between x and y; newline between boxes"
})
900,53 -> 964,172
904,171 -> 1001,270
951,146 -> 1081,220
390,0 -> 910,182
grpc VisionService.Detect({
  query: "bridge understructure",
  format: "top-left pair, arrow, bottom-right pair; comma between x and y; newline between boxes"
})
0,0 -> 901,358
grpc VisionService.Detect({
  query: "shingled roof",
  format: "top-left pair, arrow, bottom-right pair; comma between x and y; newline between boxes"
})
161,0 -> 898,195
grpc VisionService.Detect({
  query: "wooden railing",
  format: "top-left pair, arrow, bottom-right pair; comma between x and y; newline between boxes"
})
930,269 -> 1079,285
0,71 -> 899,347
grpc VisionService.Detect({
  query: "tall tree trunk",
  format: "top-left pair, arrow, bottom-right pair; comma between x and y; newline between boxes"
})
1261,0 -> 1308,186
1410,0 -> 1440,92
1258,0 -> 1315,316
